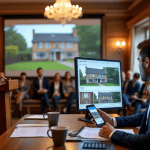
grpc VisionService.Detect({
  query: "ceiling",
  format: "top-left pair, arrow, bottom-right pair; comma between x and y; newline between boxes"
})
0,0 -> 142,17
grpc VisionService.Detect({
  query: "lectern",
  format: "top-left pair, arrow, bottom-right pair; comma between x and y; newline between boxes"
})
0,80 -> 18,135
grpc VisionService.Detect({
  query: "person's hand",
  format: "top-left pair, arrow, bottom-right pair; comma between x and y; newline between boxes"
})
99,123 -> 115,139
90,109 -> 113,126
131,95 -> 137,99
21,92 -> 25,95
43,89 -> 47,93
38,90 -> 43,94
64,93 -> 69,98
141,99 -> 147,103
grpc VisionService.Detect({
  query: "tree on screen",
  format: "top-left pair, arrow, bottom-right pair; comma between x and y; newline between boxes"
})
5,26 -> 27,51
75,25 -> 101,59
105,68 -> 120,85
112,92 -> 121,103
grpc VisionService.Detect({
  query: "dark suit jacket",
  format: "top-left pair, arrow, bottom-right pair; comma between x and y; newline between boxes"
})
33,77 -> 50,99
49,81 -> 63,98
111,107 -> 150,149
123,80 -> 141,96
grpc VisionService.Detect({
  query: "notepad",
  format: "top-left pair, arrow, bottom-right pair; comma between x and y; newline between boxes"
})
24,115 -> 48,120
10,127 -> 49,138
76,126 -> 134,141
16,124 -> 48,127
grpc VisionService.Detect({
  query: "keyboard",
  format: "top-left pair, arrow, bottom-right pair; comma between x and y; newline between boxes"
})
81,141 -> 115,150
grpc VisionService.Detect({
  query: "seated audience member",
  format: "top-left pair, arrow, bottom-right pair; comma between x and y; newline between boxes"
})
50,73 -> 63,112
33,68 -> 50,114
123,72 -> 141,105
122,71 -> 126,87
12,72 -> 30,118
123,70 -> 133,94
122,72 -> 141,116
62,71 -> 76,114
131,81 -> 150,114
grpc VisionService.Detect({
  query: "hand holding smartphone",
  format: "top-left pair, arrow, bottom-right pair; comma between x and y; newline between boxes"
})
86,105 -> 105,127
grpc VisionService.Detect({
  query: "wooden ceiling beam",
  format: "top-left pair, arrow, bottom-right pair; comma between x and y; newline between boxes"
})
127,0 -> 142,11
0,0 -> 136,4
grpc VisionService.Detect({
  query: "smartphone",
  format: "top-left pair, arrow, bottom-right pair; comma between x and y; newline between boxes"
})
86,105 -> 105,127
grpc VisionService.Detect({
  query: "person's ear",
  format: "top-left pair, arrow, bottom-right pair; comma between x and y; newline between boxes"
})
144,57 -> 150,68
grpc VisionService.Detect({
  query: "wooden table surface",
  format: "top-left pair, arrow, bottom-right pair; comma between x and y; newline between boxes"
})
0,114 -> 139,150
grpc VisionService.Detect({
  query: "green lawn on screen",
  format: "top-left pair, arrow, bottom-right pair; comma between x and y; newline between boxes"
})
67,60 -> 74,63
80,84 -> 99,86
103,83 -> 119,86
5,61 -> 74,70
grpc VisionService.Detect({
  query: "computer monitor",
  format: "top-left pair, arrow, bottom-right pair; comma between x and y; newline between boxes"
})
75,57 -> 123,112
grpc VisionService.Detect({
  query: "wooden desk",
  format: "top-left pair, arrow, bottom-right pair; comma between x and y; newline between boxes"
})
0,114 -> 139,150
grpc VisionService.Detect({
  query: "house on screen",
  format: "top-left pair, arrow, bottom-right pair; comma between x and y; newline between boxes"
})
32,29 -> 79,61
85,67 -> 107,84
98,92 -> 113,103
80,92 -> 94,104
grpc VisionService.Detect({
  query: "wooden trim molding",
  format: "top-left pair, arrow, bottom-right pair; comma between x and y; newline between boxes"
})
0,16 -> 4,72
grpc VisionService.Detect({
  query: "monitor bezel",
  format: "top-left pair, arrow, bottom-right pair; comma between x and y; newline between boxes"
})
74,57 -> 124,112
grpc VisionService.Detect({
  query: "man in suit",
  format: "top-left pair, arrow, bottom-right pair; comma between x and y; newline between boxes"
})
122,73 -> 141,116
33,68 -> 51,114
91,39 -> 150,149
123,73 -> 141,105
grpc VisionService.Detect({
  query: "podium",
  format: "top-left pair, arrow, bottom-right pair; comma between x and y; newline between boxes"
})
0,80 -> 18,135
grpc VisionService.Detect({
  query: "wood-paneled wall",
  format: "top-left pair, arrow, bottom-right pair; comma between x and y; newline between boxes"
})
102,17 -> 129,72
0,16 -> 4,72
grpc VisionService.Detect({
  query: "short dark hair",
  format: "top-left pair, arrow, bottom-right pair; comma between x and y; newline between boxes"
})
133,73 -> 140,79
137,39 -> 150,60
20,72 -> 26,76
37,67 -> 43,72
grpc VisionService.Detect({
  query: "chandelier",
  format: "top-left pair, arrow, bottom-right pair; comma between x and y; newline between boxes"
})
44,0 -> 82,25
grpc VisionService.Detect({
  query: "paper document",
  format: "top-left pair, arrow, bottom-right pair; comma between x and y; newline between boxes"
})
77,127 -> 134,141
16,124 -> 48,127
24,115 -> 48,120
10,127 -> 49,138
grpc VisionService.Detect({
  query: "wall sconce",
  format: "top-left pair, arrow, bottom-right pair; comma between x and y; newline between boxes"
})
116,41 -> 125,52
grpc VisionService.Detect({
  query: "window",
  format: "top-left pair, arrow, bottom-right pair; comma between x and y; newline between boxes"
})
88,79 -> 94,83
100,96 -> 103,99
146,28 -> 149,40
36,42 -> 43,48
55,43 -> 59,48
67,52 -> 75,57
102,75 -> 104,77
131,20 -> 149,84
84,93 -> 89,98
67,42 -> 73,48
89,74 -> 91,77
35,52 -> 47,59
45,42 -> 50,48
102,79 -> 105,82
92,74 -> 94,77
61,42 -> 65,48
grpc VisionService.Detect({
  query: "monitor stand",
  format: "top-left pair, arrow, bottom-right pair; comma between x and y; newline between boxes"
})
77,110 -> 92,123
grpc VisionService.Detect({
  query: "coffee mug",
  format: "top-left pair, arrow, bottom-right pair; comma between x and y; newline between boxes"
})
47,126 -> 68,146
43,112 -> 59,125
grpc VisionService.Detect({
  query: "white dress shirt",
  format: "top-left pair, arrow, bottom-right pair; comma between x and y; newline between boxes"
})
38,76 -> 43,91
